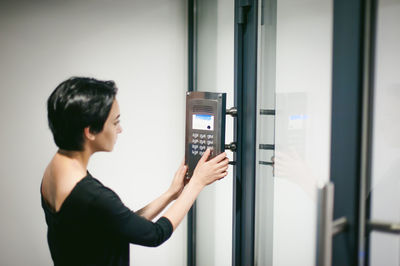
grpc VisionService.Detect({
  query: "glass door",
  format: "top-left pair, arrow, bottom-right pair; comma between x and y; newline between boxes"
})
255,0 -> 334,265
368,0 -> 400,264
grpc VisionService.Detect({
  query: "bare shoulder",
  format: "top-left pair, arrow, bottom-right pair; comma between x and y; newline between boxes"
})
42,155 -> 87,212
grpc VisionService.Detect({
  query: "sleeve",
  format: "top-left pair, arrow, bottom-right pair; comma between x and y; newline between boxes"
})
90,186 -> 173,247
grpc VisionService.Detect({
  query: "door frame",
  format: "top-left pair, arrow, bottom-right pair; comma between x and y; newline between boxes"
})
330,0 -> 377,265
232,0 -> 259,265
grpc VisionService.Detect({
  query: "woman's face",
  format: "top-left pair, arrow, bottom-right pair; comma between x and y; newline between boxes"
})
92,99 -> 122,152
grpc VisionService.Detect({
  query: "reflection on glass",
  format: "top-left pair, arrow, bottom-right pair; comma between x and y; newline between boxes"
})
255,0 -> 333,265
255,0 -> 276,265
369,0 -> 400,265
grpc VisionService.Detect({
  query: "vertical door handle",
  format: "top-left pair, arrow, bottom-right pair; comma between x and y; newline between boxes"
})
316,182 -> 348,266
316,182 -> 334,266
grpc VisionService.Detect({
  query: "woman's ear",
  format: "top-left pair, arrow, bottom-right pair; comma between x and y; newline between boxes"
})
83,127 -> 96,141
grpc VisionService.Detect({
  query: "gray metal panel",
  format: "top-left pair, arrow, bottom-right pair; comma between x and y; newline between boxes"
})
185,91 -> 226,177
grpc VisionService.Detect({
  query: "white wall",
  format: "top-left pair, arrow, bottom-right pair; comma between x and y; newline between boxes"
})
0,1 -> 187,265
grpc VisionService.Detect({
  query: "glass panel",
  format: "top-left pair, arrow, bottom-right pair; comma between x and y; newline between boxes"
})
369,0 -> 400,265
195,0 -> 234,265
255,0 -> 277,265
255,0 -> 333,265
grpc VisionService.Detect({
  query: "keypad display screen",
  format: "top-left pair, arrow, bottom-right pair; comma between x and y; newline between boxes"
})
192,114 -> 214,131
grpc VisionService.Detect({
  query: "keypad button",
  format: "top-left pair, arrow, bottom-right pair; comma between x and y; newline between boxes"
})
193,139 -> 199,144
192,145 -> 198,150
192,133 -> 199,138
199,145 -> 206,151
207,134 -> 214,139
200,134 -> 206,139
207,146 -> 214,150
207,140 -> 213,145
191,150 -> 199,155
199,140 -> 206,145
199,151 -> 204,156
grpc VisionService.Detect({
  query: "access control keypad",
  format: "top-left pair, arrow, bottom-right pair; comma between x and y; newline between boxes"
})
191,132 -> 214,156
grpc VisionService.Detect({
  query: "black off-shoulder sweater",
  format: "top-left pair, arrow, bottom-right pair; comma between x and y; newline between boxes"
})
41,172 -> 173,266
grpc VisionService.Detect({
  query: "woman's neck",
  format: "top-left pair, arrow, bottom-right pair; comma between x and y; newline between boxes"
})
57,149 -> 92,171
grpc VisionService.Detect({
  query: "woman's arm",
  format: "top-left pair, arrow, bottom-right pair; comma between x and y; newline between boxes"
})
163,149 -> 229,230
92,149 -> 228,247
135,161 -> 187,220
135,191 -> 174,221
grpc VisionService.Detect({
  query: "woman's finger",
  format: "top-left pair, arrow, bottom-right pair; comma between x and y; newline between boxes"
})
216,158 -> 229,167
210,151 -> 226,163
217,171 -> 228,180
180,165 -> 188,175
198,149 -> 211,164
212,162 -> 226,172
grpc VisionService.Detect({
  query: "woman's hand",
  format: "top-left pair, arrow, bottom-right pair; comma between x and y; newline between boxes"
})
168,160 -> 188,200
191,149 -> 229,188
162,149 -> 229,230
136,160 -> 187,220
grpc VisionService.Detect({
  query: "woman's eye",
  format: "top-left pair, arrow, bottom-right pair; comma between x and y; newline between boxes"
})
114,121 -> 120,126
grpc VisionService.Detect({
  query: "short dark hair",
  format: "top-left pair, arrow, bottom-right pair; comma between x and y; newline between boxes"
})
47,77 -> 118,151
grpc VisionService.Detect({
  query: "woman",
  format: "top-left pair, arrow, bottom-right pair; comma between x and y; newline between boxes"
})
41,77 -> 228,266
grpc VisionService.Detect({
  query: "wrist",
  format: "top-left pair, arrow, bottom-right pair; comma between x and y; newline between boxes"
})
164,189 -> 177,202
188,175 -> 205,191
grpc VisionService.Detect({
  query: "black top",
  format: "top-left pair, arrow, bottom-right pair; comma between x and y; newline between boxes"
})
41,172 -> 173,266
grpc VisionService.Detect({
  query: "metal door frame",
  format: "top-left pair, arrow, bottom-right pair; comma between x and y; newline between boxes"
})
187,0 -> 196,265
232,0 -> 259,265
186,0 -> 259,265
330,0 -> 377,265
